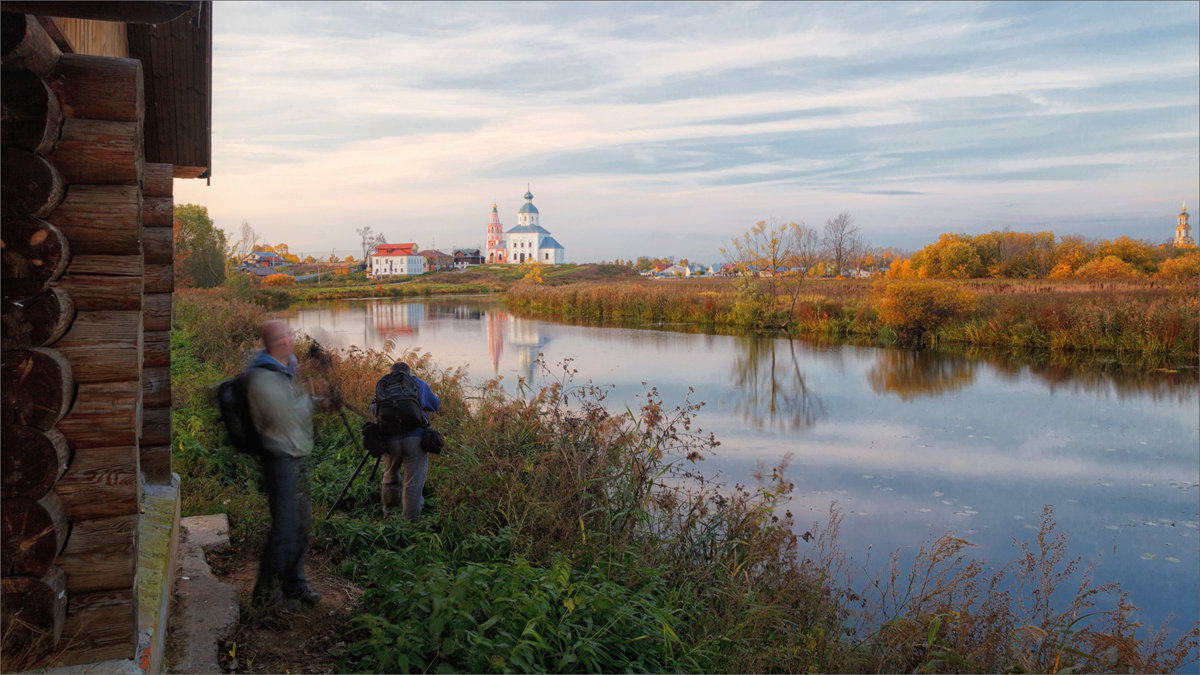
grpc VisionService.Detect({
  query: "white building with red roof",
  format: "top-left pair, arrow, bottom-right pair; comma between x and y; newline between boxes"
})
370,242 -> 426,278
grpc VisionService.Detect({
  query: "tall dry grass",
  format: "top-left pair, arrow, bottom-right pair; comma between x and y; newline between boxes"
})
505,277 -> 1199,365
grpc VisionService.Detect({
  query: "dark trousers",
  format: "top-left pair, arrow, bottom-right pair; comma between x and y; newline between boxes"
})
253,454 -> 312,602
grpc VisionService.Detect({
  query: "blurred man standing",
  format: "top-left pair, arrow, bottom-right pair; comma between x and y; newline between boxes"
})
246,320 -> 321,610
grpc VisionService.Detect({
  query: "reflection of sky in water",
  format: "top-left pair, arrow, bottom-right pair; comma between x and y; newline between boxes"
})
282,298 -> 1200,634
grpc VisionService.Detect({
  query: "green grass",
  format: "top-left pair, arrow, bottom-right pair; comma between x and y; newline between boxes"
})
249,263 -> 643,307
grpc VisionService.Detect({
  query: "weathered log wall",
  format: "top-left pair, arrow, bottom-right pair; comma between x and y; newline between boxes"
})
141,162 -> 174,484
1,11 -> 171,666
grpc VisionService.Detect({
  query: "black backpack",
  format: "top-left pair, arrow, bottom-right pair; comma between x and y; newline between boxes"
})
216,374 -> 260,454
215,362 -> 287,455
374,370 -> 426,435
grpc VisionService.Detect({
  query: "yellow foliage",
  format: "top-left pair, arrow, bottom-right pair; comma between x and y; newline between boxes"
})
885,258 -> 912,278
1048,262 -> 1073,279
521,261 -> 546,284
1074,255 -> 1141,279
1157,252 -> 1199,280
263,273 -> 296,287
875,279 -> 977,346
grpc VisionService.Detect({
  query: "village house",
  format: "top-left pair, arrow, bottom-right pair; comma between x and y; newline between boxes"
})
417,248 -> 454,271
453,248 -> 484,269
240,249 -> 287,270
370,243 -> 425,277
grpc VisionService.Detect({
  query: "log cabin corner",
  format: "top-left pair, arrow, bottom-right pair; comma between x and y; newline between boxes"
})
2,1 -> 211,670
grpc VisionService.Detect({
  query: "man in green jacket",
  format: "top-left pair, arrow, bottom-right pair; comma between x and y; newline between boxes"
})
246,320 -> 321,610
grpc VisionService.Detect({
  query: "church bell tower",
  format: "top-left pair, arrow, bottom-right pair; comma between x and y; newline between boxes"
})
1175,201 -> 1195,248
486,203 -> 506,263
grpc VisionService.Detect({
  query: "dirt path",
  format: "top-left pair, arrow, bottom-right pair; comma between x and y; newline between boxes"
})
171,549 -> 363,674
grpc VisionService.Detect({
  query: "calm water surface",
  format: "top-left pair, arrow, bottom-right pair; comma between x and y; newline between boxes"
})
281,296 -> 1200,634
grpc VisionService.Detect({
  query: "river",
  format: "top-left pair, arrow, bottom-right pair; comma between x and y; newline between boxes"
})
280,295 -> 1200,637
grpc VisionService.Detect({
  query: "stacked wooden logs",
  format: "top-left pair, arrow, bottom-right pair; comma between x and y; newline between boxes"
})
2,12 -> 162,666
141,163 -> 174,484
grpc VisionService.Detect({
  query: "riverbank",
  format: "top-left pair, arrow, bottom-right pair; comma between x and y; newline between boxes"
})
170,287 -> 1198,673
504,277 -> 1200,368
246,266 -> 1198,368
248,262 -> 639,306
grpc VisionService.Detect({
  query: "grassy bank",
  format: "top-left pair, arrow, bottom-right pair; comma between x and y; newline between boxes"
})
249,263 -> 640,306
171,287 -> 1197,673
504,277 -> 1200,367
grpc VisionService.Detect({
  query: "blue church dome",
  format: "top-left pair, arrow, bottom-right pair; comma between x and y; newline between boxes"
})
519,188 -> 538,214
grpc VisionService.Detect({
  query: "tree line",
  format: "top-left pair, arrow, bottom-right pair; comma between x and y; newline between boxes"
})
174,204 -> 366,289
889,230 -> 1197,280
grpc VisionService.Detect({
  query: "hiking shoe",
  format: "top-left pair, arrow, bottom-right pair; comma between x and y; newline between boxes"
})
284,590 -> 322,609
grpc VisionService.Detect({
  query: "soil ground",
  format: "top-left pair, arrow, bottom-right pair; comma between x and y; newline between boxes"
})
167,550 -> 363,674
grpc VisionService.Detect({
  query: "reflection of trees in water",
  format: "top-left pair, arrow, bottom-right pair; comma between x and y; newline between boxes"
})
980,351 -> 1198,404
869,346 -> 1197,403
867,350 -> 977,400
728,337 -> 826,433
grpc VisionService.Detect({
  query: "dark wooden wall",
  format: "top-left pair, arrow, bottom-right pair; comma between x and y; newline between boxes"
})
1,11 -> 176,667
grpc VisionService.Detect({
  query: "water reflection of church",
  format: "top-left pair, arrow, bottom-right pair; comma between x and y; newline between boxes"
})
487,310 -> 548,380
360,299 -> 548,379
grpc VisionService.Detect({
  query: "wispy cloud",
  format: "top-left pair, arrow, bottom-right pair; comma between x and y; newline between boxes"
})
175,1 -> 1200,260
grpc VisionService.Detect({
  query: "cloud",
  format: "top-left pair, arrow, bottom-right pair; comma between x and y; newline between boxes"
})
176,1 -> 1200,261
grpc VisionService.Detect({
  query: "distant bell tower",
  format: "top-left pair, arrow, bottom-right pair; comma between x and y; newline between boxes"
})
486,203 -> 506,263
1175,201 -> 1195,248
517,186 -> 539,228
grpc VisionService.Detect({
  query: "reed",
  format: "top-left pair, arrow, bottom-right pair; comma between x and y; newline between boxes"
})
505,278 -> 1199,365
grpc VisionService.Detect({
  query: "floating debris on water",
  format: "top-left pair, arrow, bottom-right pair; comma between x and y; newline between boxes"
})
919,508 -> 932,513
932,491 -> 944,497
1166,557 -> 1182,563
1105,525 -> 1121,531
1142,552 -> 1158,560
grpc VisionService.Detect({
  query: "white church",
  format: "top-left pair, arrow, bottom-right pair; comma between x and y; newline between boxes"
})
485,188 -> 565,265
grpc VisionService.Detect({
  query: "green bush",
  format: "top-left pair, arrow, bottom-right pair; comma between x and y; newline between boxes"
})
339,544 -> 700,674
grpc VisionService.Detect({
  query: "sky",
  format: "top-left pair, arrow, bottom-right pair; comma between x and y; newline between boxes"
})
174,1 -> 1200,264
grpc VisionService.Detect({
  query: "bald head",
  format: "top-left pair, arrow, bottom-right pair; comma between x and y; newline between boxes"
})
261,320 -> 294,361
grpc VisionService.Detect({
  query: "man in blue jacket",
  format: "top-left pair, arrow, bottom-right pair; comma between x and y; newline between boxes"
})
372,362 -> 440,520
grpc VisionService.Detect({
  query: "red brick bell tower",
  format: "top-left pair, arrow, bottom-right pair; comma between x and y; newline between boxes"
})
486,203 -> 506,263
